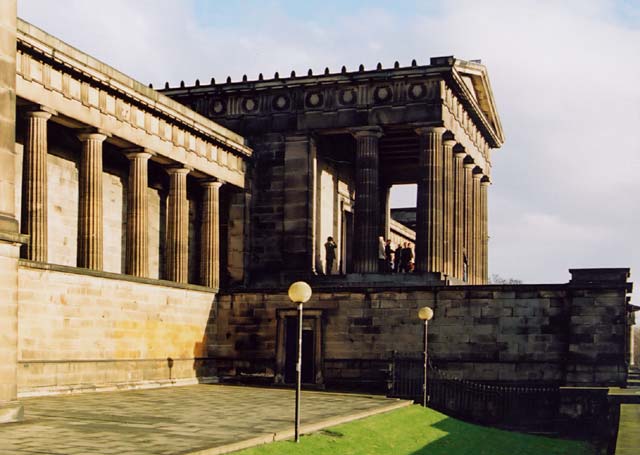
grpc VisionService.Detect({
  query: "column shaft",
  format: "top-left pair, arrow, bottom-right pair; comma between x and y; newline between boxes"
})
471,172 -> 482,284
200,180 -> 223,288
442,139 -> 455,278
21,111 -> 51,262
77,132 -> 106,270
415,126 -> 446,273
452,151 -> 466,280
352,128 -> 382,273
166,167 -> 189,283
462,163 -> 474,282
125,151 -> 151,277
481,178 -> 490,284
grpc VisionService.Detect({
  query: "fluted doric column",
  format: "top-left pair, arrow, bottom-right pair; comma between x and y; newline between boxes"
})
462,161 -> 474,282
21,110 -> 51,262
442,137 -> 456,278
480,176 -> 490,284
200,179 -> 223,288
77,131 -> 107,270
352,127 -> 383,273
452,148 -> 466,280
125,150 -> 152,277
166,166 -> 190,283
415,126 -> 446,273
471,170 -> 483,284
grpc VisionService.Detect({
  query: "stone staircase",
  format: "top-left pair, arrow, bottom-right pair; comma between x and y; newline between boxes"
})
627,367 -> 640,388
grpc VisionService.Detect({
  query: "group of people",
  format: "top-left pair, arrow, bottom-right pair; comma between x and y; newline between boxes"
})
380,237 -> 414,273
323,236 -> 415,275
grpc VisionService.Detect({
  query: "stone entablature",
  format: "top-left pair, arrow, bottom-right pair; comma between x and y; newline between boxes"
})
161,56 -> 504,176
15,19 -> 251,189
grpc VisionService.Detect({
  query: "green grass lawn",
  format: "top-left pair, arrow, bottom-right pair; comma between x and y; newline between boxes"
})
234,405 -> 594,455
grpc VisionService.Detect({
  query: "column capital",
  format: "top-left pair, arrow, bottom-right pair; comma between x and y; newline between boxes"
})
23,108 -> 54,120
350,126 -> 383,139
443,139 -> 457,148
463,162 -> 475,170
77,130 -> 109,143
201,178 -> 223,189
165,165 -> 192,176
472,170 -> 484,180
414,125 -> 446,136
481,176 -> 491,186
123,147 -> 154,160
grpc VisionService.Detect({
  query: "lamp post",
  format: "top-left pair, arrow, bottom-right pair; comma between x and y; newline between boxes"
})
288,281 -> 312,443
418,306 -> 434,407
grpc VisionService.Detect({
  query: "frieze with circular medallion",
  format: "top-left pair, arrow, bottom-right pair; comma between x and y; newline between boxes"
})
374,85 -> 392,103
242,97 -> 258,113
272,95 -> 290,111
339,89 -> 356,106
305,91 -> 324,108
408,83 -> 426,100
211,99 -> 226,115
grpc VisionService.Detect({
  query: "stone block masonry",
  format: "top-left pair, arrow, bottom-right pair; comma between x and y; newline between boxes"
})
16,262 -> 217,396
210,268 -> 632,390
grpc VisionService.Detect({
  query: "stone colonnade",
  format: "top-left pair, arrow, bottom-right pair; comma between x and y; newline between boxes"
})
352,125 -> 490,283
19,108 -> 224,289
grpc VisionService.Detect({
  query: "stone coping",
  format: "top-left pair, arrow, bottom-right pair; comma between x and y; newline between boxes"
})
19,259 -> 217,294
16,18 -> 252,158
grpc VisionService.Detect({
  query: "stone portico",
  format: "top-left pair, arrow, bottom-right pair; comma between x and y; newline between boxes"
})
162,58 -> 504,285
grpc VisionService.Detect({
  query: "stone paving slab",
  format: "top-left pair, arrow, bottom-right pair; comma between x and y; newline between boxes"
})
0,385 -> 409,455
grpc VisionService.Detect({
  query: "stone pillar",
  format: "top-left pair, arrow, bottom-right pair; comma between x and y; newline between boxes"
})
77,131 -> 107,270
462,161 -> 474,283
21,110 -> 52,262
200,179 -> 223,288
471,170 -> 483,284
442,138 -> 456,278
480,177 -> 490,284
415,126 -> 446,273
380,183 -> 391,240
166,166 -> 190,283
0,0 -> 23,424
283,134 -> 317,274
452,148 -> 466,281
125,150 -> 152,277
352,127 -> 383,273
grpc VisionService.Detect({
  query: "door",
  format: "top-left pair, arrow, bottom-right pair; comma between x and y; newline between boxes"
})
341,210 -> 354,274
284,316 -> 316,384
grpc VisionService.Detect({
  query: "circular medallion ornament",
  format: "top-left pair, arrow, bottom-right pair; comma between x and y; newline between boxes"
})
272,95 -> 290,111
243,97 -> 258,112
211,99 -> 225,115
408,83 -> 426,100
340,89 -> 356,105
374,86 -> 392,103
305,91 -> 324,108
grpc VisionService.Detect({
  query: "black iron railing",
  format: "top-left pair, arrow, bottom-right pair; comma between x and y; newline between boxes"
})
389,352 -> 560,432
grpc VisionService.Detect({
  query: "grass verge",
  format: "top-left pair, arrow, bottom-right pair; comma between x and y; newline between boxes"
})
233,405 -> 594,455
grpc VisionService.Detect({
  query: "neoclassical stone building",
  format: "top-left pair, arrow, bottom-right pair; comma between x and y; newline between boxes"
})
0,1 -> 635,423
162,58 -> 504,285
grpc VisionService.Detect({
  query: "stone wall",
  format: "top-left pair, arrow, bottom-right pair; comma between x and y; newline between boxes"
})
16,263 -> 216,396
0,0 -> 23,423
209,269 -> 632,391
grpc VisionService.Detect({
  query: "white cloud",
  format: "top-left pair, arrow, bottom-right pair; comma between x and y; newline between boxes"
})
18,0 -> 639,299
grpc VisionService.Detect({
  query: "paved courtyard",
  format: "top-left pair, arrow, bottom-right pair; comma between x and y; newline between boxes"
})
0,384 -> 409,455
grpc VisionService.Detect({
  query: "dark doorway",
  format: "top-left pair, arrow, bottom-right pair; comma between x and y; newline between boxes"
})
341,210 -> 353,274
284,316 -> 316,384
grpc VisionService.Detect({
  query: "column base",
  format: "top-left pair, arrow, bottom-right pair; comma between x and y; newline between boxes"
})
0,400 -> 24,423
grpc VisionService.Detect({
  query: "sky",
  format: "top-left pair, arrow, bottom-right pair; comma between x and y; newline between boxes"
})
17,0 -> 640,291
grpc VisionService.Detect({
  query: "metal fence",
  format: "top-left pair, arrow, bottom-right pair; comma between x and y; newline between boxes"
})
389,352 -> 560,432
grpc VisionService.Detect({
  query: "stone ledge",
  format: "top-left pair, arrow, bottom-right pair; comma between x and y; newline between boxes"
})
0,400 -> 23,424
19,259 -> 218,293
